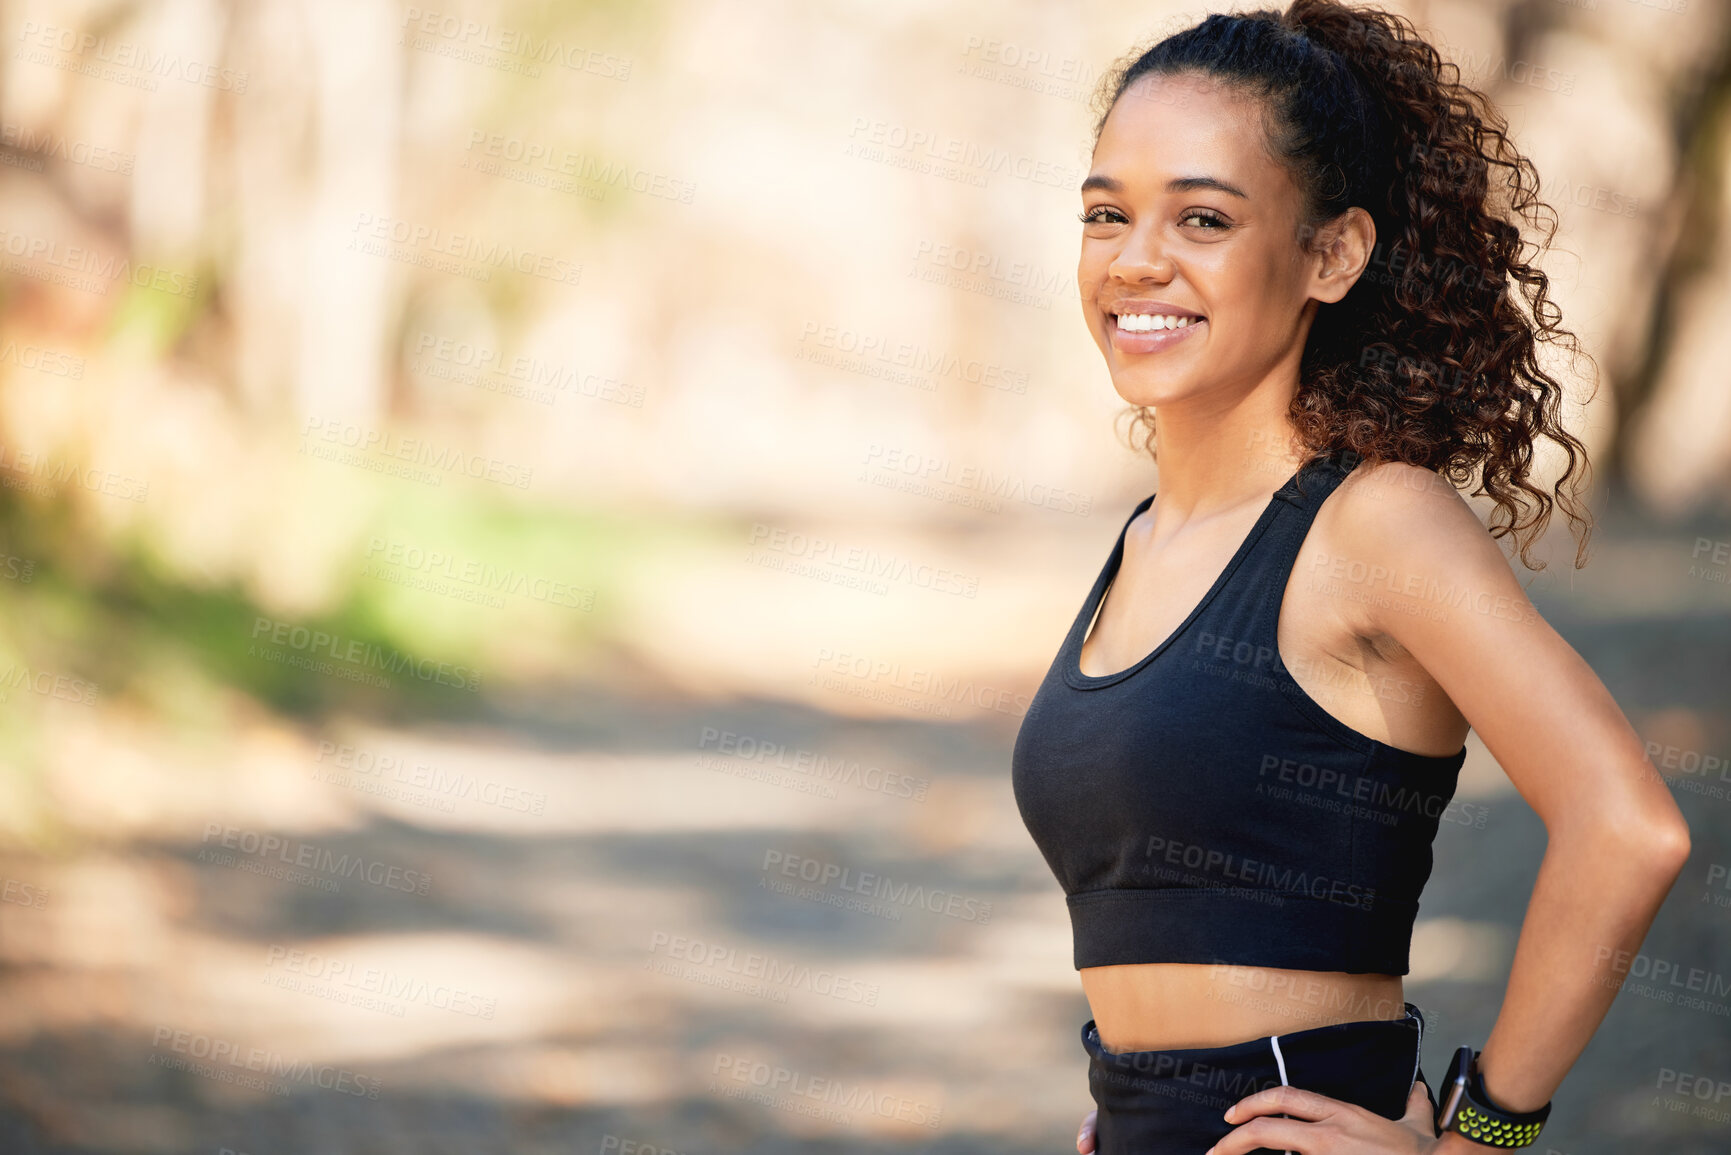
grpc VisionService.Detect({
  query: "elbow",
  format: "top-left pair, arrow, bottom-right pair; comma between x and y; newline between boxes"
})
1558,806 -> 1691,881
1606,812 -> 1692,882
1650,817 -> 1693,877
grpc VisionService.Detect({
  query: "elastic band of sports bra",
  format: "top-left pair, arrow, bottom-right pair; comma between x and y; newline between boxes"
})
1067,886 -> 1419,973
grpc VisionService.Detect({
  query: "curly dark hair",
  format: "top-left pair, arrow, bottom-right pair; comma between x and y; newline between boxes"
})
1092,0 -> 1596,571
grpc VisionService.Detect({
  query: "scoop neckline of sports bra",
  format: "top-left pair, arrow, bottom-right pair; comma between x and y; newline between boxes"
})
1065,464 -> 1309,690
1063,457 -> 1471,767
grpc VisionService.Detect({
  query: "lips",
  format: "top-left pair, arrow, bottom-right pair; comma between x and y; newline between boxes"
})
1105,306 -> 1206,352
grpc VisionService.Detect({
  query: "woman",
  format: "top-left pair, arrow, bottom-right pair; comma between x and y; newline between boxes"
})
1008,3 -> 1693,1153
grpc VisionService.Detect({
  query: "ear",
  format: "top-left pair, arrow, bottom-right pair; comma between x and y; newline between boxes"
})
1307,206 -> 1376,305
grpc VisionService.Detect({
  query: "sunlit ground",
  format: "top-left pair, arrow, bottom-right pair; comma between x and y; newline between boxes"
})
0,468 -> 1725,1154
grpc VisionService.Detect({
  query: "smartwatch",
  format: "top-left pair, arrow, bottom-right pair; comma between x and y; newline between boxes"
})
1434,1045 -> 1551,1148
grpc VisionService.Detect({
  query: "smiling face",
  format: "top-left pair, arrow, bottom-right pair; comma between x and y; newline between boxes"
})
1078,70 -> 1366,411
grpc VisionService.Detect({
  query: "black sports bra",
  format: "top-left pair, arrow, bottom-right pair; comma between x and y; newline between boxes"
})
1010,451 -> 1468,974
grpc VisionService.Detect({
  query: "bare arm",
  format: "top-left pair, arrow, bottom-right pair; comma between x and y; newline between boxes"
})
1337,463 -> 1692,1114
1087,464 -> 1692,1155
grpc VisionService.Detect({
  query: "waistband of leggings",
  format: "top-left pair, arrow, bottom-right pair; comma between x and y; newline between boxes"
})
1083,1001 -> 1424,1067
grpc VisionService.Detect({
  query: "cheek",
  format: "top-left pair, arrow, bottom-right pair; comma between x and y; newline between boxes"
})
1206,264 -> 1288,326
1076,258 -> 1105,298
1077,240 -> 1116,282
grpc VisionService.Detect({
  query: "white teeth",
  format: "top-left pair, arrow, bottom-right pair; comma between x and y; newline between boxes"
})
1115,313 -> 1199,332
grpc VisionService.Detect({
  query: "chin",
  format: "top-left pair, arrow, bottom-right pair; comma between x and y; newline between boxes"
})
1107,369 -> 1189,410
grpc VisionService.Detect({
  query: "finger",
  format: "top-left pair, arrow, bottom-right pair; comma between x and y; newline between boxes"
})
1206,1116 -> 1327,1155
1399,1079 -> 1434,1128
1223,1083 -> 1351,1125
1076,1107 -> 1096,1154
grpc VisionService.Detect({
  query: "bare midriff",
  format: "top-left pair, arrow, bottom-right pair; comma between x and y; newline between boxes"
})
1081,962 -> 1407,1052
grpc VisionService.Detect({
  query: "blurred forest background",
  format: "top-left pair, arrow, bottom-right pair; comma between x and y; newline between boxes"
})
0,0 -> 1728,1152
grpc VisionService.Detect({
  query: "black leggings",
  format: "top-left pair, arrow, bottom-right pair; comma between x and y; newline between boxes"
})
1082,1002 -> 1433,1154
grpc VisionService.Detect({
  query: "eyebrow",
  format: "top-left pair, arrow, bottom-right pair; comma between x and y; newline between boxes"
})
1079,174 -> 1249,198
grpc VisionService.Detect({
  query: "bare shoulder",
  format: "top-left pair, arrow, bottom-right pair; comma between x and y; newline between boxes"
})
1322,456 -> 1541,635
1331,458 -> 1503,562
1314,458 -> 1687,844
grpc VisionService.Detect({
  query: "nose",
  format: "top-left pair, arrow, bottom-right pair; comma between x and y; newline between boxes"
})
1108,222 -> 1172,283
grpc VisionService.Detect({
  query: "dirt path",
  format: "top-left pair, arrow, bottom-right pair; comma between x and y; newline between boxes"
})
0,493 -> 1726,1154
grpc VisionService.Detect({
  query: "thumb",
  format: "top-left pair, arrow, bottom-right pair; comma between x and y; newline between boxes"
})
1076,1107 -> 1097,1154
1399,1079 -> 1437,1136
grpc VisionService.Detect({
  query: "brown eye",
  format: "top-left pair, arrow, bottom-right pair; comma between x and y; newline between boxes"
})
1078,207 -> 1125,224
1183,210 -> 1229,229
